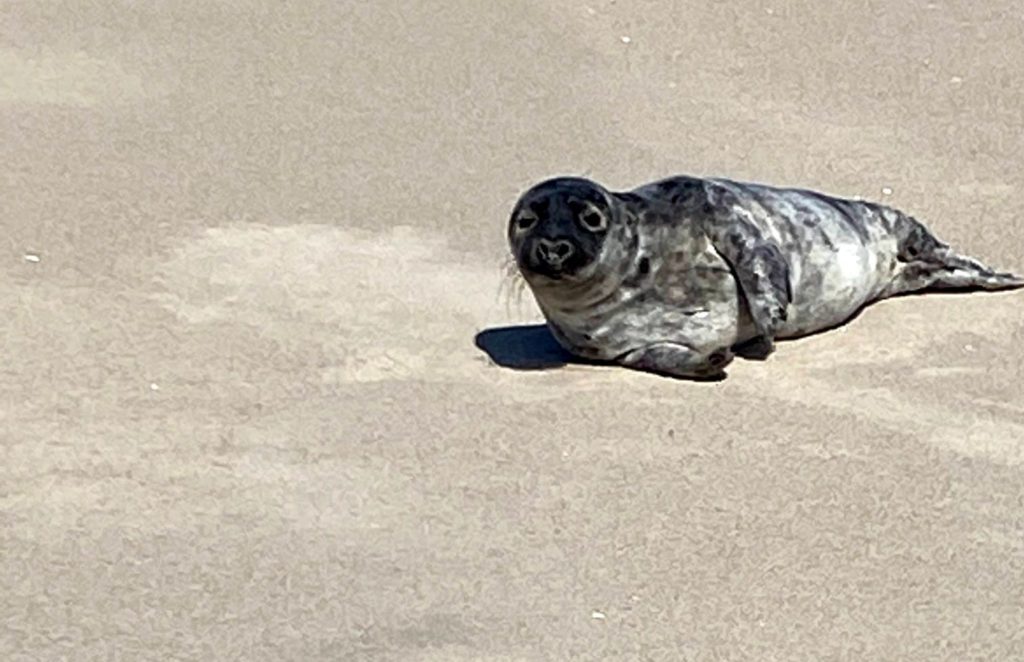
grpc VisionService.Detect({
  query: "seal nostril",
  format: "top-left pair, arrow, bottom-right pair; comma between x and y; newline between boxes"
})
536,239 -> 572,265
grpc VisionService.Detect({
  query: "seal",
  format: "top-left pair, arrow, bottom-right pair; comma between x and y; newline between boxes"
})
506,174 -> 1024,380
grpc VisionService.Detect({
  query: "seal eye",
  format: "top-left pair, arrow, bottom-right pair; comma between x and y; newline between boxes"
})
578,207 -> 608,233
514,210 -> 538,232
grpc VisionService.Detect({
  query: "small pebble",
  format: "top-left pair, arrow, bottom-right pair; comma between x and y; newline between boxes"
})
23,253 -> 40,263
591,610 -> 606,620
964,344 -> 975,352
620,35 -> 631,44
949,76 -> 963,85
881,187 -> 894,196
149,383 -> 161,391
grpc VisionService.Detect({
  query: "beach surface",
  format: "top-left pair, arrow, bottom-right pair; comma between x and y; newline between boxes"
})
3,1 -> 1023,659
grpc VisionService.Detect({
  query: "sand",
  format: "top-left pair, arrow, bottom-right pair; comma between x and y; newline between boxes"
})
3,1 -> 1023,660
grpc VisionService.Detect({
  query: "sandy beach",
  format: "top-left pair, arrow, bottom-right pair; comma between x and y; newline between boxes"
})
3,1 -> 1023,659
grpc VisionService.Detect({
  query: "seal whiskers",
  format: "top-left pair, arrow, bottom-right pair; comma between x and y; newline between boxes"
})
498,254 -> 530,315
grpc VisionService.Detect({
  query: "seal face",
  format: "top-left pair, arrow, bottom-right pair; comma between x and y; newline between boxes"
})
507,177 -> 617,282
507,174 -> 1024,381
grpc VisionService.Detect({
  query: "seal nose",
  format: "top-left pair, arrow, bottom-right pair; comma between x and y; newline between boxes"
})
535,238 -> 574,266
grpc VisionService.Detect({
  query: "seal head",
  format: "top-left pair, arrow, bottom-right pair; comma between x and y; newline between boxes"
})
507,175 -> 655,366
507,177 -> 626,285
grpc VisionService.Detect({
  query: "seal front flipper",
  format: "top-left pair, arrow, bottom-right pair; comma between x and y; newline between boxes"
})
730,335 -> 776,361
618,343 -> 733,381
701,186 -> 793,356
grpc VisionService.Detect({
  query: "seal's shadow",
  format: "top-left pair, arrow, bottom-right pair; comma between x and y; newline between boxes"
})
474,324 -> 726,380
475,324 -> 778,375
474,324 -> 606,371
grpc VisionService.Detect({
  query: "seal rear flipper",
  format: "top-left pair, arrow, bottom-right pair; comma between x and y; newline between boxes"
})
886,257 -> 1024,296
888,212 -> 1024,294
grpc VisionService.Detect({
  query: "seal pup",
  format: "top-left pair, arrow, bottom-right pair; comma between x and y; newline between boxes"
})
506,175 -> 1024,380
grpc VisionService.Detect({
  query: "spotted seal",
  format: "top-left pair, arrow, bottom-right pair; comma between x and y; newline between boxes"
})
506,174 -> 1024,380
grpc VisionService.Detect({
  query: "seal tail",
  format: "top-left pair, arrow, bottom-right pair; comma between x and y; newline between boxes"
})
885,212 -> 1024,296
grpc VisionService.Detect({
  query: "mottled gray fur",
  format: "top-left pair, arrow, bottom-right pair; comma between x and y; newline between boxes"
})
506,175 -> 1024,380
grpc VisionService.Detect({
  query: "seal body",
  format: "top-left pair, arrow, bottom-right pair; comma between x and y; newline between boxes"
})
507,174 -> 1024,380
